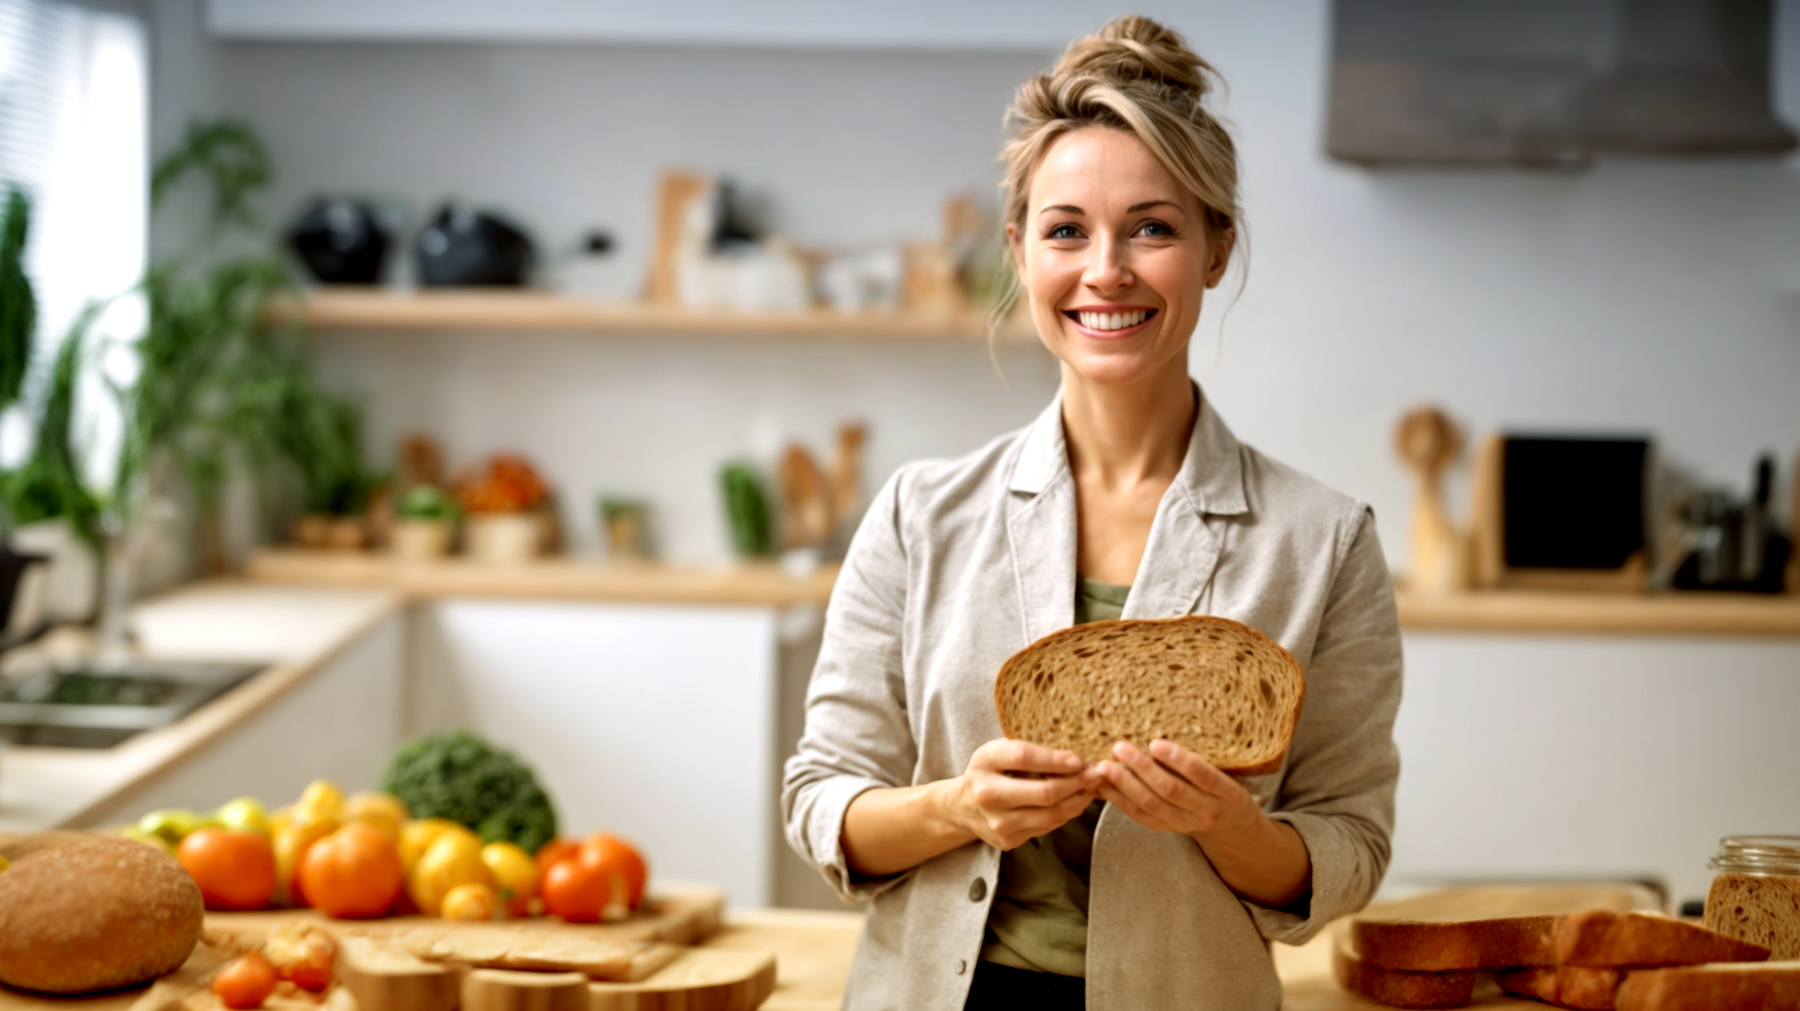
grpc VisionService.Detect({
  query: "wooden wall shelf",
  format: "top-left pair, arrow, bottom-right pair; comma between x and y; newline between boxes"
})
268,288 -> 1036,343
245,549 -> 1800,635
245,549 -> 838,608
1395,587 -> 1800,637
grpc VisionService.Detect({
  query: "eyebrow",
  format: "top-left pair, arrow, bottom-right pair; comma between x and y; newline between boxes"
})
1037,200 -> 1184,217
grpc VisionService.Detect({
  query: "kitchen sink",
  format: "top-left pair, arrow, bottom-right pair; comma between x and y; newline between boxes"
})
0,661 -> 265,748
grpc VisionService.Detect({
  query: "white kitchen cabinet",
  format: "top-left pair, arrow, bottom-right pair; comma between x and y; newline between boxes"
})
407,599 -> 778,910
81,613 -> 407,827
1390,633 -> 1800,906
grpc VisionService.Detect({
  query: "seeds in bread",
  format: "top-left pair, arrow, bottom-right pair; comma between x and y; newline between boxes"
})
1705,872 -> 1800,961
0,837 -> 203,994
993,615 -> 1303,773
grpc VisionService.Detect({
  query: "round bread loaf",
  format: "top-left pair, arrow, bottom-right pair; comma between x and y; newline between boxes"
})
994,615 -> 1304,773
0,837 -> 204,993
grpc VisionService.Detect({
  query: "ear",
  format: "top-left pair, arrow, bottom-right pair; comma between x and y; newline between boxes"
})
1203,227 -> 1236,289
1005,221 -> 1026,277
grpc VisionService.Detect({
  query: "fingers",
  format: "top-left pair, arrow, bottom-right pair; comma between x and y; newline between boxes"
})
1147,739 -> 1239,798
975,739 -> 1086,776
971,769 -> 1091,812
1106,741 -> 1208,813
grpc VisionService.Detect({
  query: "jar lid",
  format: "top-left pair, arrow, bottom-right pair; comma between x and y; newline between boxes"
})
1710,835 -> 1800,875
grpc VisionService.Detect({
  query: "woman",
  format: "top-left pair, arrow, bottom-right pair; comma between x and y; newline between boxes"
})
783,16 -> 1401,1011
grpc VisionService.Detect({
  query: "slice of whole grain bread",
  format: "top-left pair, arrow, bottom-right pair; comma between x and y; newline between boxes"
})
1497,965 -> 1625,1010
1356,915 -> 1560,971
993,615 -> 1303,773
1614,959 -> 1800,1010
1554,911 -> 1771,968
1705,873 -> 1800,961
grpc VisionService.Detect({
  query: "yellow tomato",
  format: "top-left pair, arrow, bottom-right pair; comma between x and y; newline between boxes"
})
122,826 -> 177,857
215,796 -> 271,835
274,819 -> 337,907
479,842 -> 538,918
399,818 -> 464,875
440,881 -> 498,921
294,780 -> 345,826
343,791 -> 407,842
410,825 -> 491,916
268,805 -> 295,836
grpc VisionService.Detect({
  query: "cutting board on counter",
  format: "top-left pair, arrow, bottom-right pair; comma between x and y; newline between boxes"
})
1276,882 -> 1663,1010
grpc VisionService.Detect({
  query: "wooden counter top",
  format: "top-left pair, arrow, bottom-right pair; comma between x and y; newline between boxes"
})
245,549 -> 838,607
0,584 -> 403,834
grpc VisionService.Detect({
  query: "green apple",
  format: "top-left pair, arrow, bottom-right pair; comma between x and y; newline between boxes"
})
214,796 -> 270,835
134,808 -> 218,845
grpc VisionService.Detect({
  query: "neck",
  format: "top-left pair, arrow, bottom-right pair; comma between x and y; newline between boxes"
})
1059,358 -> 1197,489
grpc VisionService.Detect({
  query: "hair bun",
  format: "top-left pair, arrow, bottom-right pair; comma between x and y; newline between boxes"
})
1053,15 -> 1213,104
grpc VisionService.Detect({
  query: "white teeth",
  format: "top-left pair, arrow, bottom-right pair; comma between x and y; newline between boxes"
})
1077,310 -> 1147,331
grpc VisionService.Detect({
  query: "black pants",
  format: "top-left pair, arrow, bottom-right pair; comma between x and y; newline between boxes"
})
963,960 -> 1085,1011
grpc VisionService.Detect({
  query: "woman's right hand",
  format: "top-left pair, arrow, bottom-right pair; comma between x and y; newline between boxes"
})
948,740 -> 1102,851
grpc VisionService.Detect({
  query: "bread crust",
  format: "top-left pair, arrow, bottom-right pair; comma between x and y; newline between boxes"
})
1614,960 -> 1800,1011
1356,915 -> 1559,971
1498,965 -> 1624,1010
1331,940 -> 1476,1008
993,614 -> 1304,774
0,838 -> 204,993
1555,911 -> 1770,968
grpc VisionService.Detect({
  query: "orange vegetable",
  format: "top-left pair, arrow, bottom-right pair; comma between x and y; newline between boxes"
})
177,829 -> 276,911
298,822 -> 405,919
212,951 -> 278,1009
273,818 -> 336,907
579,834 -> 648,910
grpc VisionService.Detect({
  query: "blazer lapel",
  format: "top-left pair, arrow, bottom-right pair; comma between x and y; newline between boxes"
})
1006,397 -> 1079,646
1122,388 -> 1249,620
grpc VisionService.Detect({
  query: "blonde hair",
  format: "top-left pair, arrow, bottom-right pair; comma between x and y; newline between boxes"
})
1001,15 -> 1240,238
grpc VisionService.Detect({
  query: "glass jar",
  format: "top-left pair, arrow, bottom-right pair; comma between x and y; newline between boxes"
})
1704,835 -> 1800,960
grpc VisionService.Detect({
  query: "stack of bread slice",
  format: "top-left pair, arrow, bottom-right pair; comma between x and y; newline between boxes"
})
1336,909 -> 1796,1009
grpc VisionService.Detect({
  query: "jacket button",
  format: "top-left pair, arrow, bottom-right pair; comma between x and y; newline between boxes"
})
968,878 -> 987,902
955,959 -> 968,975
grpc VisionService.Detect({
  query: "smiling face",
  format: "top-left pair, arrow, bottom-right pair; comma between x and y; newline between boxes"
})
1009,126 -> 1232,390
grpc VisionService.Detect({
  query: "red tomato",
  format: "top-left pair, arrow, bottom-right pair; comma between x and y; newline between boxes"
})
177,829 -> 277,911
579,834 -> 648,910
540,858 -> 605,922
534,837 -> 580,878
212,952 -> 278,1009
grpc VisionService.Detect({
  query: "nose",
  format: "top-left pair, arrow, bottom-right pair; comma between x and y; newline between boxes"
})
1081,230 -> 1132,293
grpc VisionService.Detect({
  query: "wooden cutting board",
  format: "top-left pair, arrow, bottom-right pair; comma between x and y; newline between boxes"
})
1276,883 -> 1663,1010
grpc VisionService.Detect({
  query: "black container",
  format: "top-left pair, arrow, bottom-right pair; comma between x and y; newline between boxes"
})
286,198 -> 391,285
415,204 -> 534,287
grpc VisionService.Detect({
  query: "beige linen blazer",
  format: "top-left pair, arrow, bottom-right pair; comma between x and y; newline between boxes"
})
782,390 -> 1403,1011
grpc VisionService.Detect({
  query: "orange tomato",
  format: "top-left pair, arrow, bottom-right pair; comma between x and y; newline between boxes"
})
177,829 -> 276,911
212,951 -> 278,1009
540,857 -> 606,922
441,881 -> 499,921
273,818 -> 336,907
579,834 -> 648,910
534,837 -> 580,877
298,822 -> 405,919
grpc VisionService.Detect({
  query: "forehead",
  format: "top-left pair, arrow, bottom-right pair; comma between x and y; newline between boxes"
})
1029,127 -> 1192,212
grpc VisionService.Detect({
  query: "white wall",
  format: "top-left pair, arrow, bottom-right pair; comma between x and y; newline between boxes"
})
149,0 -> 1800,565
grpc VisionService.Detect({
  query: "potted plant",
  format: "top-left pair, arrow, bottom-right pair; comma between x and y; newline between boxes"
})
391,485 -> 459,561
456,455 -> 554,564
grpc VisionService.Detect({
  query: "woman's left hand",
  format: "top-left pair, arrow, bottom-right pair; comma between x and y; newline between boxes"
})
1093,738 -> 1257,842
1095,737 -> 1314,909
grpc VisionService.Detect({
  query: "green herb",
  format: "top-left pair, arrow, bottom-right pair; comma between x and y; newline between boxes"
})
397,485 -> 460,522
1,309 -> 103,545
380,728 -> 559,854
0,187 -> 34,412
149,119 -> 272,235
720,462 -> 773,557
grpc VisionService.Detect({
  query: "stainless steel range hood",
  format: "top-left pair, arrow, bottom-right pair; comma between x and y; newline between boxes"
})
1327,0 -> 1798,166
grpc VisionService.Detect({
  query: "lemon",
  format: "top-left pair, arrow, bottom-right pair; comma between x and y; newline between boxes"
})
399,818 -> 463,875
344,790 -> 408,841
293,780 -> 345,825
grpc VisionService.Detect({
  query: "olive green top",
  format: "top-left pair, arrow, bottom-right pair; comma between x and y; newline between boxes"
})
979,575 -> 1130,977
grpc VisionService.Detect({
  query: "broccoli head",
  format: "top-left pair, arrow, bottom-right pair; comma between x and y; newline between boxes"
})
380,728 -> 559,854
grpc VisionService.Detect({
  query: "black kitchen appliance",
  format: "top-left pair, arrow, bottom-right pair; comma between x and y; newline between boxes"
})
286,198 -> 391,285
1672,454 -> 1791,593
415,204 -> 534,287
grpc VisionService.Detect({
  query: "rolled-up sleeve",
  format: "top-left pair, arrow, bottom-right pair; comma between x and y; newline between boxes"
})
781,471 -> 919,903
1249,506 -> 1402,944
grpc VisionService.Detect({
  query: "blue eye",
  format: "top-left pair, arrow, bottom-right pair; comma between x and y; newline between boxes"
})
1048,224 -> 1081,240
1139,221 -> 1174,237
